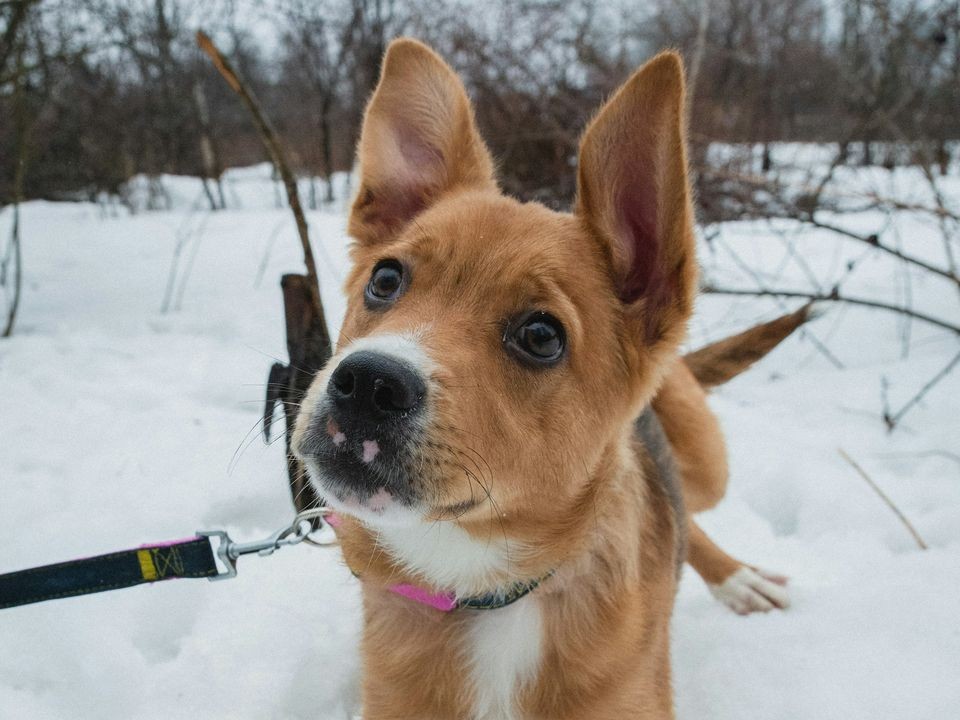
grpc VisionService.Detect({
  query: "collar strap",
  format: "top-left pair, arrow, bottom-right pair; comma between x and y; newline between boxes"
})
327,512 -> 552,612
388,571 -> 553,612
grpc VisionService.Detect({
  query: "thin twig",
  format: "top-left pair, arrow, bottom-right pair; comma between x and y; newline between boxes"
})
703,285 -> 960,336
804,216 -> 960,287
884,350 -> 960,431
838,448 -> 928,551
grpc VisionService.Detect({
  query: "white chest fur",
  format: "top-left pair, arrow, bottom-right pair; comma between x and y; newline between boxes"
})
466,596 -> 543,720
374,520 -> 543,718
376,519 -> 511,596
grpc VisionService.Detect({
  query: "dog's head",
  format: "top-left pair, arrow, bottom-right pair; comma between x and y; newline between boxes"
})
292,39 -> 696,577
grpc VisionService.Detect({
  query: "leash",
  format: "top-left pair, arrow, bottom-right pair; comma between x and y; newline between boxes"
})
0,508 -> 335,610
0,506 -> 550,613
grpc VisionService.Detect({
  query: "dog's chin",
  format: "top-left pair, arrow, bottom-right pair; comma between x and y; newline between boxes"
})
305,461 -> 426,528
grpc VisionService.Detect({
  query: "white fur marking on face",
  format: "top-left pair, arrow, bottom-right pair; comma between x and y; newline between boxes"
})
362,439 -> 380,463
467,596 -> 542,720
376,521 -> 511,597
709,566 -> 791,615
333,432 -> 346,446
337,331 -> 434,376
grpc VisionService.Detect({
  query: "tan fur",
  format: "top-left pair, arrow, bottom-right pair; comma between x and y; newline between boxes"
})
293,38 -> 789,718
653,356 -> 729,513
683,303 -> 815,388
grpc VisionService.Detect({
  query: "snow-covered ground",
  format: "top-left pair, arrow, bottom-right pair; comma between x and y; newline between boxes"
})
1,160 -> 958,719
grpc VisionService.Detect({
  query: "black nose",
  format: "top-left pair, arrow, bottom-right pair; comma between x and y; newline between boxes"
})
328,351 -> 426,420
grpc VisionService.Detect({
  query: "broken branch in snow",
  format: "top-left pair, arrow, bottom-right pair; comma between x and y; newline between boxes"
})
196,30 -> 327,330
838,448 -> 928,551
197,30 -> 332,515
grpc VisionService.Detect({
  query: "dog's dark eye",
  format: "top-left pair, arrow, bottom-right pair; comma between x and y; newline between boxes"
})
366,259 -> 405,306
505,312 -> 566,366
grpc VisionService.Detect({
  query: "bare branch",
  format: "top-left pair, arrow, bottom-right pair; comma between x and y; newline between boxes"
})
884,351 -> 960,431
702,285 -> 960,336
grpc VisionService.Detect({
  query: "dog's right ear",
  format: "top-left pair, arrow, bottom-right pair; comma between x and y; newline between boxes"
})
348,38 -> 496,245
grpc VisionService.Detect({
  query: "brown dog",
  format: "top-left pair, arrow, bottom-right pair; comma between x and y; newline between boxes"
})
293,38 -> 804,719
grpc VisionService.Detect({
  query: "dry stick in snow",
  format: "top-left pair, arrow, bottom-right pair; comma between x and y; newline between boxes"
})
196,30 -> 326,328
838,448 -> 928,551
197,30 -> 331,516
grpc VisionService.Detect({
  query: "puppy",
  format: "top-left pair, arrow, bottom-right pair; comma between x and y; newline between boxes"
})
293,38 -> 799,719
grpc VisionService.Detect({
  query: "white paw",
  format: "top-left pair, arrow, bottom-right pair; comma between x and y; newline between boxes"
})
709,567 -> 790,615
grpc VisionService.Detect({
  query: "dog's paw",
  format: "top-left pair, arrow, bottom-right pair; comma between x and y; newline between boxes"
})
709,566 -> 790,615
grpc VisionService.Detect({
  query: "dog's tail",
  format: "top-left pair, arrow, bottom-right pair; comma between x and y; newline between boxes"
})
683,302 -> 822,388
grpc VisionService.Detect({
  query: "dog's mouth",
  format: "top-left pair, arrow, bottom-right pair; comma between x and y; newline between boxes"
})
300,417 -> 415,511
298,410 -> 489,526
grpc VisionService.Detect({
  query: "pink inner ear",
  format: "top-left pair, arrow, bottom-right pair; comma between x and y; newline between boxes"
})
397,123 -> 445,182
616,170 -> 663,305
369,124 -> 445,232
616,172 -> 677,342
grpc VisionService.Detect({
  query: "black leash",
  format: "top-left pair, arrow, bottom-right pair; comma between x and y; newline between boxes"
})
0,537 -> 218,609
0,508 -> 334,610
0,507 -> 549,613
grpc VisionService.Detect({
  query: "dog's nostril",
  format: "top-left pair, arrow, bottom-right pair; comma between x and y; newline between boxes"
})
332,368 -> 356,397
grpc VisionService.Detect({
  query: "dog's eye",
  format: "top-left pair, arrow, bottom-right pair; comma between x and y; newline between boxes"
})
505,312 -> 566,366
366,259 -> 405,306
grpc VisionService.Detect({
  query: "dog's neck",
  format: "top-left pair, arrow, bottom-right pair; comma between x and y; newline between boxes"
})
337,426 -> 679,719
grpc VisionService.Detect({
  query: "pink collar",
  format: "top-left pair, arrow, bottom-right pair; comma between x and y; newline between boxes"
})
388,583 -> 459,611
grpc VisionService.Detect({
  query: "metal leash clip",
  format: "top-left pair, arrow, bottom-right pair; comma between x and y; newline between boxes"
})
198,507 -> 337,580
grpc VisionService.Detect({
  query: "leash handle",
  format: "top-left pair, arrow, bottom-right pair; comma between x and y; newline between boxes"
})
0,537 -> 219,610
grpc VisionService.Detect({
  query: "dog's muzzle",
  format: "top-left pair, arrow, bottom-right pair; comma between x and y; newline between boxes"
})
297,350 -> 428,510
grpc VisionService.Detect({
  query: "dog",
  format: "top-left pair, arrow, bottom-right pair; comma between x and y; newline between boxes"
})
292,38 -> 808,719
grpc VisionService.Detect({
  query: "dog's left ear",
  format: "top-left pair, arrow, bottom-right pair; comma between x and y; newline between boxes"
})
576,52 -> 697,349
349,38 -> 497,245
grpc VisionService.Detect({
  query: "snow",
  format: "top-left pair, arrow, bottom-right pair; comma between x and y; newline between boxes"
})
2,157 -> 959,719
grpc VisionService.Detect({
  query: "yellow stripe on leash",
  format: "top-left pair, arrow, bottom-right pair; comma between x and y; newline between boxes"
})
137,549 -> 158,581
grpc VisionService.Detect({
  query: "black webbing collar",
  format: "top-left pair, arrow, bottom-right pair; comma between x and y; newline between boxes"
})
0,538 -> 218,610
456,571 -> 554,611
